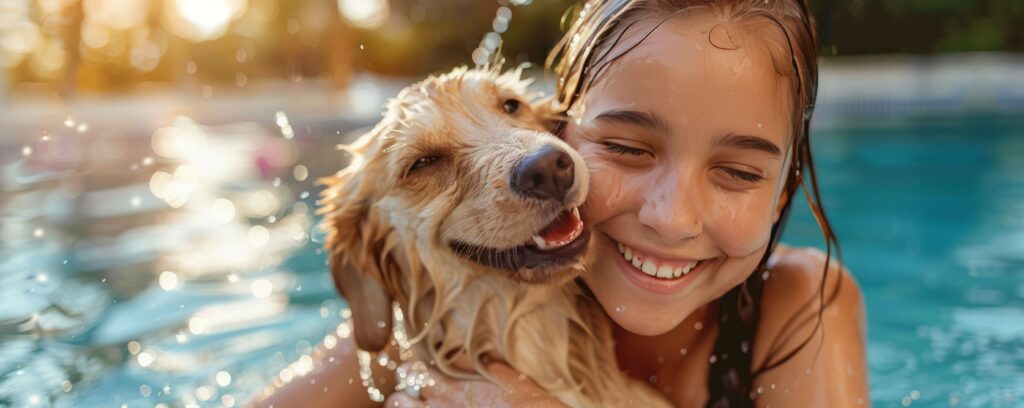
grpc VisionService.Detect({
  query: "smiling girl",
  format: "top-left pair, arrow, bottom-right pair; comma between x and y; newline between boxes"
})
250,1 -> 868,407
388,0 -> 868,406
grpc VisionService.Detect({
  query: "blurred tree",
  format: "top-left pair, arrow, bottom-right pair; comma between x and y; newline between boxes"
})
3,0 -> 1022,95
814,0 -> 1024,54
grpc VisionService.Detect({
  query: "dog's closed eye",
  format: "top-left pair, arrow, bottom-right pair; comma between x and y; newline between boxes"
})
407,155 -> 442,175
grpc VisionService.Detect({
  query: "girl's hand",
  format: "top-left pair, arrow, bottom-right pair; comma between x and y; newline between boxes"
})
384,359 -> 568,408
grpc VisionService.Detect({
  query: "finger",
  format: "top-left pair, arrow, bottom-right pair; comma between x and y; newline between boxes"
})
384,392 -> 427,408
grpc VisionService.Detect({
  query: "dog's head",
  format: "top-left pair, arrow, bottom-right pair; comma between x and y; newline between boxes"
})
320,67 -> 590,352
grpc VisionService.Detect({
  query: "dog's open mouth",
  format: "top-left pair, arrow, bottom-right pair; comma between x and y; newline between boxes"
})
450,207 -> 590,271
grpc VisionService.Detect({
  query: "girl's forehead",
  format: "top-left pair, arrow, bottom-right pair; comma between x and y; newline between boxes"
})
581,13 -> 793,138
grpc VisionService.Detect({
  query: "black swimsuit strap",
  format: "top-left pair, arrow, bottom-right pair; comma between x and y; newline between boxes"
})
705,270 -> 766,408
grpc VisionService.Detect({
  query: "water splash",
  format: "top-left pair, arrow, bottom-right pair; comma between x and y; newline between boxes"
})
471,2 -> 533,67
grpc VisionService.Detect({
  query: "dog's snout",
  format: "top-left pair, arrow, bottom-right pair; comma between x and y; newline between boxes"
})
511,145 -> 575,202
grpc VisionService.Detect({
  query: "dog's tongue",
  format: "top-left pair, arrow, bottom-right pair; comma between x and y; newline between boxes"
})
525,209 -> 583,251
540,210 -> 581,242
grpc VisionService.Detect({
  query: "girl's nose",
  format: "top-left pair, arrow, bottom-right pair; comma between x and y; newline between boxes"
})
636,173 -> 703,243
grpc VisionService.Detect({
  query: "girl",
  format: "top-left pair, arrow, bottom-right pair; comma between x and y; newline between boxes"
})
251,0 -> 868,406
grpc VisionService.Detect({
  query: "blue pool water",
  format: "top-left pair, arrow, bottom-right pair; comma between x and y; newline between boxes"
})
1,114 -> 1021,407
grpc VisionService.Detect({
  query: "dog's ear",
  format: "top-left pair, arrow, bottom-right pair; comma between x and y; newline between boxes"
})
319,139 -> 396,353
332,257 -> 393,352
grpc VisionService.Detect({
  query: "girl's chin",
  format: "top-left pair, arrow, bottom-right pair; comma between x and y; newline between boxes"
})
606,307 -> 688,337
585,275 -> 698,336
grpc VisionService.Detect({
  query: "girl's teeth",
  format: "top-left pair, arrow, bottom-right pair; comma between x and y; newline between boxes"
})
616,241 -> 701,280
641,259 -> 657,275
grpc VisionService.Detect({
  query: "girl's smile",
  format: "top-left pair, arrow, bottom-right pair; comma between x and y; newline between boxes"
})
602,232 -> 717,295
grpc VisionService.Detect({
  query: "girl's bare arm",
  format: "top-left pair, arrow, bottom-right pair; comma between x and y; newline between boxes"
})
246,333 -> 399,408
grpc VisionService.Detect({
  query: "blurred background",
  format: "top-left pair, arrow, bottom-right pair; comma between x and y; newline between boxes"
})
0,1 -> 1022,407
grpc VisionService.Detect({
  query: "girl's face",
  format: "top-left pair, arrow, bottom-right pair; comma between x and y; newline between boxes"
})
565,13 -> 794,336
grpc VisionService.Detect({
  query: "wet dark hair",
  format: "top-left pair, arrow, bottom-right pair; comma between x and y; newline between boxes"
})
546,1 -> 842,406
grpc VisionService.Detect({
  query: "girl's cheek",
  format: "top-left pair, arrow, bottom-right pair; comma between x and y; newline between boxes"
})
577,149 -> 632,225
706,191 -> 776,257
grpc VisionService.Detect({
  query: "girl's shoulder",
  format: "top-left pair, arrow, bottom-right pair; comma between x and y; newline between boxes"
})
749,245 -> 869,406
762,244 -> 861,315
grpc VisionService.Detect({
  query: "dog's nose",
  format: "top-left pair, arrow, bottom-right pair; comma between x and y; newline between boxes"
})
511,145 -> 575,201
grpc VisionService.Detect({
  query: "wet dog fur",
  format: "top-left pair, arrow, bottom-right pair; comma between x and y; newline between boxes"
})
319,66 -> 670,407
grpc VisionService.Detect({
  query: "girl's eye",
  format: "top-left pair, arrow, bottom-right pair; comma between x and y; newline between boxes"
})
502,99 -> 521,114
717,166 -> 765,182
408,156 -> 441,174
604,142 -> 648,157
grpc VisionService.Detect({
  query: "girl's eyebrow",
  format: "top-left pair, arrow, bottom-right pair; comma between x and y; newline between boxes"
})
713,133 -> 782,157
593,109 -> 671,134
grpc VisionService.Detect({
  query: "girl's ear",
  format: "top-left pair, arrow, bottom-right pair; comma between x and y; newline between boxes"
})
320,145 -> 396,353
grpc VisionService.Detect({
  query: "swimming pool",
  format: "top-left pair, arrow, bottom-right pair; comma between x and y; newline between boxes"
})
1,113 -> 1021,407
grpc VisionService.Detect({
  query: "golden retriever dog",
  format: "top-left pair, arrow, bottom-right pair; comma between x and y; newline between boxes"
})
319,66 -> 670,407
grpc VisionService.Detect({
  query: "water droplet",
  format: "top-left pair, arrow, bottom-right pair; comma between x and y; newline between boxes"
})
614,305 -> 626,313
21,145 -> 32,156
137,351 -> 154,367
249,225 -> 270,248
762,270 -> 770,280
77,123 -> 88,132
251,279 -> 273,298
648,375 -> 658,384
139,384 -> 152,397
159,271 -> 179,291
376,320 -> 386,328
64,117 -> 75,127
680,348 -> 688,356
300,191 -> 310,199
709,355 -> 717,364
217,371 -> 232,387
293,165 -> 309,181
694,321 -> 704,330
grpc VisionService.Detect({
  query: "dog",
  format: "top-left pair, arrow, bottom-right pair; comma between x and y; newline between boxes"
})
319,66 -> 671,407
